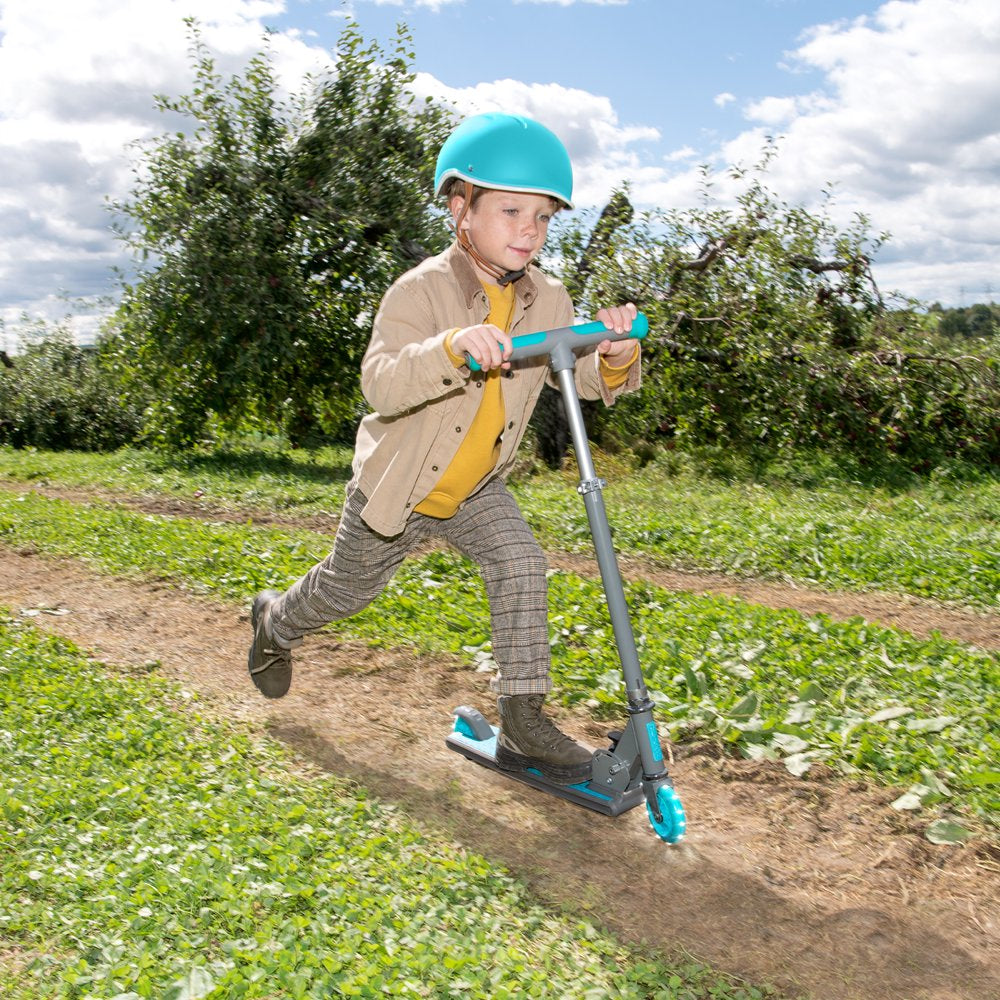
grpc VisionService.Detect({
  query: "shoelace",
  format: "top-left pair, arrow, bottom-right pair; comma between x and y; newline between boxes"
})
515,697 -> 578,751
249,642 -> 289,675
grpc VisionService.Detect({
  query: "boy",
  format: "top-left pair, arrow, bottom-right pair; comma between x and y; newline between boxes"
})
248,112 -> 641,785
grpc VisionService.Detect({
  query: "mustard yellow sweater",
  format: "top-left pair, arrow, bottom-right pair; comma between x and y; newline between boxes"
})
415,282 -> 636,519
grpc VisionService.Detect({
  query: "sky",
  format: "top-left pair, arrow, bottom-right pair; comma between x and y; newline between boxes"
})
1,0 -> 999,348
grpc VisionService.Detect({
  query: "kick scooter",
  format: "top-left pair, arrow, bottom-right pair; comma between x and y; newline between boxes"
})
445,313 -> 686,843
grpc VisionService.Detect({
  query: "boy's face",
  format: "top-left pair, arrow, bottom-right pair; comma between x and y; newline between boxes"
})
451,189 -> 557,283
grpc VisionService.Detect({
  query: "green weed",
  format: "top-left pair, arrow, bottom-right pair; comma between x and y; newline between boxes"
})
515,462 -> 1000,609
0,491 -> 995,838
0,614 -> 781,999
0,444 -> 995,608
0,444 -> 353,519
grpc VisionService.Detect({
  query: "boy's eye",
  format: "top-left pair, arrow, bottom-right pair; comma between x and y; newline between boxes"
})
500,207 -> 551,222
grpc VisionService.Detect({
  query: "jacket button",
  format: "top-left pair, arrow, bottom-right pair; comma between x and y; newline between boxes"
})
508,421 -> 514,429
432,465 -> 438,472
455,426 -> 462,433
475,381 -> 482,389
443,378 -> 453,386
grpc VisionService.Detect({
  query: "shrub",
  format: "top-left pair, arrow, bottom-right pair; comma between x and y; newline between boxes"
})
0,328 -> 146,451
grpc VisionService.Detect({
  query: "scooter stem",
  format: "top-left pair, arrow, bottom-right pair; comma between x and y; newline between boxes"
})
549,349 -> 667,784
448,315 -> 686,841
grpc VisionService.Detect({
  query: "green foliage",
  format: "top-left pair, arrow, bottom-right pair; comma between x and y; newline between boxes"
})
0,489 -> 330,597
357,553 -> 998,837
516,458 -> 1000,610
549,575 -> 998,835
0,614 -> 776,998
0,440 -> 354,518
0,324 -> 146,451
0,443 -> 995,609
0,488 -> 995,837
109,20 -> 453,447
554,156 -> 999,472
930,301 -> 1000,340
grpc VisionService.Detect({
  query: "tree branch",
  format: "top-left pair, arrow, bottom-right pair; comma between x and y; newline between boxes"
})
787,253 -> 853,274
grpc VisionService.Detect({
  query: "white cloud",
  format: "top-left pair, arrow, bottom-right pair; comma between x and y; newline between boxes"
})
665,146 -> 697,163
638,0 -> 1000,304
3,0 -> 998,338
412,74 -> 659,207
0,0 -> 331,337
421,0 -> 1000,304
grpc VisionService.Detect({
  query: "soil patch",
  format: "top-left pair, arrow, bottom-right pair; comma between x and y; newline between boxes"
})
8,481 -> 1000,651
2,545 -> 998,1000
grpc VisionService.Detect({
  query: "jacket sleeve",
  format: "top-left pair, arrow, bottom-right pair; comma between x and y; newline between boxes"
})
529,273 -> 641,405
571,343 -> 642,405
360,281 -> 467,418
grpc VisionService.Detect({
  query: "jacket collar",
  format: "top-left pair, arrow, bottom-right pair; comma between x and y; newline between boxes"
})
445,241 -> 539,311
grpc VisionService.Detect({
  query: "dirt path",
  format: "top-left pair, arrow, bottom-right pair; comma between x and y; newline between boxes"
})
3,542 -> 998,1000
8,481 -> 1000,650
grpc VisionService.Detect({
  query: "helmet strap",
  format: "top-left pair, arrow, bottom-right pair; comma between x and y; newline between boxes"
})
452,181 -> 527,286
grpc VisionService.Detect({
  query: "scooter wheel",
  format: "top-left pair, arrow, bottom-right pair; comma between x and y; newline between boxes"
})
647,785 -> 686,843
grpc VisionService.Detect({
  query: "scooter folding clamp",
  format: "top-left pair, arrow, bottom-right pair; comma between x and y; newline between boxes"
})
577,476 -> 607,496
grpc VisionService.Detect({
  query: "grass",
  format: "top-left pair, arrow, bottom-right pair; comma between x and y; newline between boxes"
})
0,443 -> 996,608
0,613 -> 781,999
0,442 -> 353,520
516,457 -> 1000,610
0,490 -> 996,839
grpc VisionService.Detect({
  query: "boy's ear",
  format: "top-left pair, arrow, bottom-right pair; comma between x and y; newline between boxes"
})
449,193 -> 469,230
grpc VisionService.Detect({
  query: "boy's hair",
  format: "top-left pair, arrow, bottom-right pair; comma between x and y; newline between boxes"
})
441,177 -> 488,207
441,177 -> 560,214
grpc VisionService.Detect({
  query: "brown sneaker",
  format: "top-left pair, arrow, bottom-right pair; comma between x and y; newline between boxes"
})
247,590 -> 298,698
496,693 -> 594,785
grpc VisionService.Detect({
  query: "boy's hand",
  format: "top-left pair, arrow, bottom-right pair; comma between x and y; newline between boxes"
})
596,303 -> 640,365
452,323 -> 513,371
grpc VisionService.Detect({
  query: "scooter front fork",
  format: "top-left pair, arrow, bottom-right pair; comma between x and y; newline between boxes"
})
593,703 -> 673,811
627,700 -> 674,823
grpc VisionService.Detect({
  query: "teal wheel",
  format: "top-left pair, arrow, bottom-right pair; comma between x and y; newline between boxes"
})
647,785 -> 686,843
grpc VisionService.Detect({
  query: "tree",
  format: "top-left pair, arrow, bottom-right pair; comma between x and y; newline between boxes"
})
550,152 -> 999,472
530,189 -> 636,469
110,21 -> 454,447
934,302 -> 999,340
0,320 -> 146,451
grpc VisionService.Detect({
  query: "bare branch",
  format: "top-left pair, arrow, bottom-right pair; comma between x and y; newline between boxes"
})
787,253 -> 853,274
677,238 -> 731,273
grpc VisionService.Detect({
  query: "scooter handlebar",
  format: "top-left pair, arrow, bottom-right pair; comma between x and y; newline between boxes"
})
465,312 -> 649,372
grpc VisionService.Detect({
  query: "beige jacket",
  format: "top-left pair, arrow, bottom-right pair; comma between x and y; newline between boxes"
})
352,242 -> 641,537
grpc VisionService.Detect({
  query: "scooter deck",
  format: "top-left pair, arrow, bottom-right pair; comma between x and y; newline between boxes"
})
446,725 -> 645,817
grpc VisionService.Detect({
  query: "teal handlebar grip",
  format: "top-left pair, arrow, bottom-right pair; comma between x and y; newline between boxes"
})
466,312 -> 649,372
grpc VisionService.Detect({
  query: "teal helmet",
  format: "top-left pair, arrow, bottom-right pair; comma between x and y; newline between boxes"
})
434,113 -> 574,210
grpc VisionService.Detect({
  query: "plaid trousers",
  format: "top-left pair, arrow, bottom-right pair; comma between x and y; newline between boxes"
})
268,477 -> 552,696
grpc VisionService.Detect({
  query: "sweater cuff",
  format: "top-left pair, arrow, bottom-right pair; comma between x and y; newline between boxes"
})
599,343 -> 639,388
443,329 -> 466,368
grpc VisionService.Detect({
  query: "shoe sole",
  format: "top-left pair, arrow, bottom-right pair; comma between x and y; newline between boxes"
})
248,590 -> 291,699
495,744 -> 593,785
